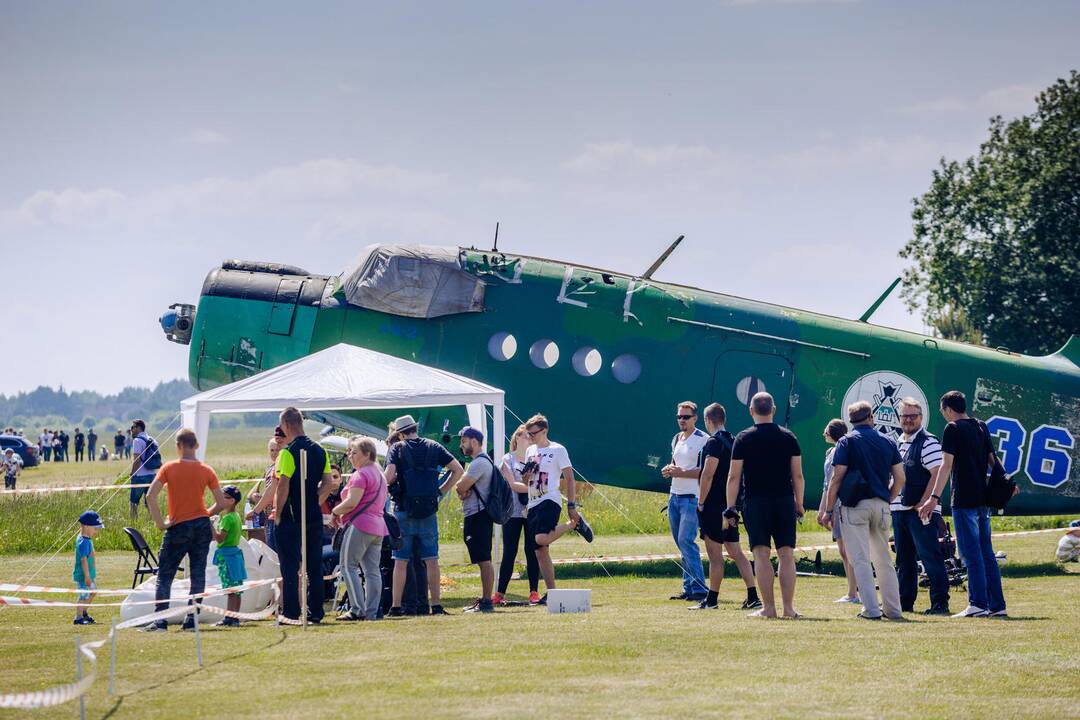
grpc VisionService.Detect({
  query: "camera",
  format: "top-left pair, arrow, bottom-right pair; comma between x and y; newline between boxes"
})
522,460 -> 539,475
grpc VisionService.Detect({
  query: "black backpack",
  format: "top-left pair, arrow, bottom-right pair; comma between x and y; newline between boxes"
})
982,422 -> 1018,511
398,440 -> 444,519
472,453 -> 515,525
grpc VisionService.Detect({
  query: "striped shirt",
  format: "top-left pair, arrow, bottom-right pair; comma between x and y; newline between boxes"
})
891,431 -> 943,512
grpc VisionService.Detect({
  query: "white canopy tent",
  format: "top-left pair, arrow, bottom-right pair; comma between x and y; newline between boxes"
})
180,343 -> 505,459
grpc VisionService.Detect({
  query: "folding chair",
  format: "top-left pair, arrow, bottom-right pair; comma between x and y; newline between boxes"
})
122,527 -> 166,589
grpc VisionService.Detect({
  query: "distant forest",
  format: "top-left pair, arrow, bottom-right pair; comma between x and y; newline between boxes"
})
0,381 -> 271,432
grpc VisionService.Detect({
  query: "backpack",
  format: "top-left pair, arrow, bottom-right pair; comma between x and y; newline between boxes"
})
982,422 -> 1018,511
137,433 -> 162,471
473,453 -> 515,525
398,440 -> 443,519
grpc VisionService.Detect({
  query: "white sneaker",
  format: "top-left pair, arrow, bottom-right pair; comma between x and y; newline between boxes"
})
952,605 -> 988,618
834,595 -> 860,604
988,609 -> 1008,618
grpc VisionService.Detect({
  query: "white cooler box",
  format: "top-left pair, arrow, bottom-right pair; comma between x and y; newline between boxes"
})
546,588 -> 591,614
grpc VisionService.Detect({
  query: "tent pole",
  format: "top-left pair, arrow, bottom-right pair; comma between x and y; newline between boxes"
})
300,448 -> 308,630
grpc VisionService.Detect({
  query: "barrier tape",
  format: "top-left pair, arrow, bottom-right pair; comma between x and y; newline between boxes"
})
0,578 -> 280,608
0,633 -> 108,710
0,577 -> 274,597
1,477 -> 263,496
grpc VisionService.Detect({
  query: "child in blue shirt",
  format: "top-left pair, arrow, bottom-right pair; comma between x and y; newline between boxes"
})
73,510 -> 104,625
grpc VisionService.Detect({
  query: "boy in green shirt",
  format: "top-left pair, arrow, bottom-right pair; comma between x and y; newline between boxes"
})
73,510 -> 103,625
212,486 -> 247,627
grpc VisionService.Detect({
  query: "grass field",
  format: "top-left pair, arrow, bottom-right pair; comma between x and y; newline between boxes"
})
2,432 -> 1079,718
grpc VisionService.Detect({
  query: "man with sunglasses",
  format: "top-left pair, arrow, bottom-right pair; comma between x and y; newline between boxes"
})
891,397 -> 950,615
520,414 -> 592,603
662,401 -> 709,601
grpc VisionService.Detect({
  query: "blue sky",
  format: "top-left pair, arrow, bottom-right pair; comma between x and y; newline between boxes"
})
2,1 -> 1078,393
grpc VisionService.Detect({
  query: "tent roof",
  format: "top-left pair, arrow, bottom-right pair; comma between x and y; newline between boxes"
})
180,343 -> 504,414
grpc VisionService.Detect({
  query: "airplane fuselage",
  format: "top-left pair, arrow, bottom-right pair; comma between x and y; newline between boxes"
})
176,248 -> 1080,515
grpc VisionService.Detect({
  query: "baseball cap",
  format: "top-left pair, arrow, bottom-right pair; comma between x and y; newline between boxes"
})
223,485 -> 242,502
458,426 -> 484,443
78,510 -> 105,528
1070,519 -> 1080,529
394,415 -> 417,433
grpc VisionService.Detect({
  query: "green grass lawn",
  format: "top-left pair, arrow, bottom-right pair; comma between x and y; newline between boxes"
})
0,530 -> 1078,719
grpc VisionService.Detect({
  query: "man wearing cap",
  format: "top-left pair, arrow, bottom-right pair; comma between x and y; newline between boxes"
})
384,414 -> 463,617
143,428 -> 226,632
456,426 -> 497,613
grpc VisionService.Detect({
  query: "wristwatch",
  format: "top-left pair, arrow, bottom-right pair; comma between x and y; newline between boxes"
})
931,494 -> 941,501
723,507 -> 739,520
824,510 -> 833,517
566,501 -> 577,509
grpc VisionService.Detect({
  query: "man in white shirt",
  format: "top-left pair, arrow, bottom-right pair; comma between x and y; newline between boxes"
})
518,414 -> 592,604
893,397 -> 950,615
662,401 -> 709,601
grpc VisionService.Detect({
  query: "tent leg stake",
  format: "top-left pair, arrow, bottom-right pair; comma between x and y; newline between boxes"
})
108,617 -> 117,696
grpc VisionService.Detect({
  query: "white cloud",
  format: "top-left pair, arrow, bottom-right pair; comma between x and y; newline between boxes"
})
179,129 -> 229,145
900,83 -> 1041,117
3,158 -> 448,228
561,141 -> 724,175
772,135 -> 970,173
14,188 -> 127,226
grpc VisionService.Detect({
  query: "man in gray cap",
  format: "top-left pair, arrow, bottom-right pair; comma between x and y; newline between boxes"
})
384,414 -> 463,616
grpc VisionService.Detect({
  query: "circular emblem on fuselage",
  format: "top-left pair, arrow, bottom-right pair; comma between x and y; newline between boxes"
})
841,371 -> 928,442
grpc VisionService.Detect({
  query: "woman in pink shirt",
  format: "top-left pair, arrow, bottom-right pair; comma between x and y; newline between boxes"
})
332,436 -> 388,621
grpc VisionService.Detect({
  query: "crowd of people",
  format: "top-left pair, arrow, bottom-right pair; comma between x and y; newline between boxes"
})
666,388 -> 1012,620
31,426 -> 133,463
72,386 -> 1024,628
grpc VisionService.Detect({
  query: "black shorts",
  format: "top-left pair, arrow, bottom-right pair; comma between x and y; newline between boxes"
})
743,495 -> 797,550
698,505 -> 739,543
526,499 -> 561,546
463,512 -> 494,564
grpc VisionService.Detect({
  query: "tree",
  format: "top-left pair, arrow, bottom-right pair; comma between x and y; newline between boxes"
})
900,71 -> 1080,355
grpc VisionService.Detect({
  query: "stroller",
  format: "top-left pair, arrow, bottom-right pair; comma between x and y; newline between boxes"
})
918,515 -> 967,588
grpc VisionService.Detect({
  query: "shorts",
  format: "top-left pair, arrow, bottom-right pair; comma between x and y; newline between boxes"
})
699,504 -> 739,543
463,512 -> 494,564
743,495 -> 797,550
526,499 -> 561,546
130,476 -> 153,504
76,580 -> 95,603
4,474 -> 16,490
392,511 -> 439,561
214,545 -> 247,589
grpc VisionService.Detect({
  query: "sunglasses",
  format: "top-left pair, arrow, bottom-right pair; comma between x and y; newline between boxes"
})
676,415 -> 694,421
526,428 -> 546,437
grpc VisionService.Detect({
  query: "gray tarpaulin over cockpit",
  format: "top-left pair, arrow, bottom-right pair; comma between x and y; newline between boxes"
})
340,244 -> 486,318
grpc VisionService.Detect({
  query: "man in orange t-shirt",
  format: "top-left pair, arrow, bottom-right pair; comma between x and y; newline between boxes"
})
142,428 -> 225,632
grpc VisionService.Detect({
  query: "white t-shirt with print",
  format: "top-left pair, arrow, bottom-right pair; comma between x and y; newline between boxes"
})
525,442 -> 572,510
670,429 -> 709,497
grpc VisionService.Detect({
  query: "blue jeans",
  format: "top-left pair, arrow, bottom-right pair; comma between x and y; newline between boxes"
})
892,510 -> 950,610
392,512 -> 439,561
952,506 -> 1005,612
668,495 -> 706,595
155,516 -> 212,613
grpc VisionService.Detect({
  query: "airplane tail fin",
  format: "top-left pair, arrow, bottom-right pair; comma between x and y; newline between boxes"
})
1053,335 -> 1080,366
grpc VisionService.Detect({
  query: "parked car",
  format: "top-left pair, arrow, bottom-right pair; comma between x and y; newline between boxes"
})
0,435 -> 38,468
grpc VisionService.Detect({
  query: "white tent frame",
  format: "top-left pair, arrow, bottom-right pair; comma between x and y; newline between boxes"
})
179,345 -> 505,461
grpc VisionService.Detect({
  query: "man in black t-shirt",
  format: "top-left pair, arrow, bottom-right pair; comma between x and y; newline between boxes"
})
725,392 -> 805,619
693,403 -> 759,610
936,390 -> 1007,618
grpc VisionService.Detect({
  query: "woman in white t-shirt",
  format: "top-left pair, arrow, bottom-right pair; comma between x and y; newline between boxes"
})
493,426 -> 541,605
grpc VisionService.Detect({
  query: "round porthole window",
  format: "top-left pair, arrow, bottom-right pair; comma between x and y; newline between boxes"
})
488,332 -> 517,361
572,347 -> 603,377
529,339 -> 560,369
611,353 -> 642,384
735,376 -> 767,406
